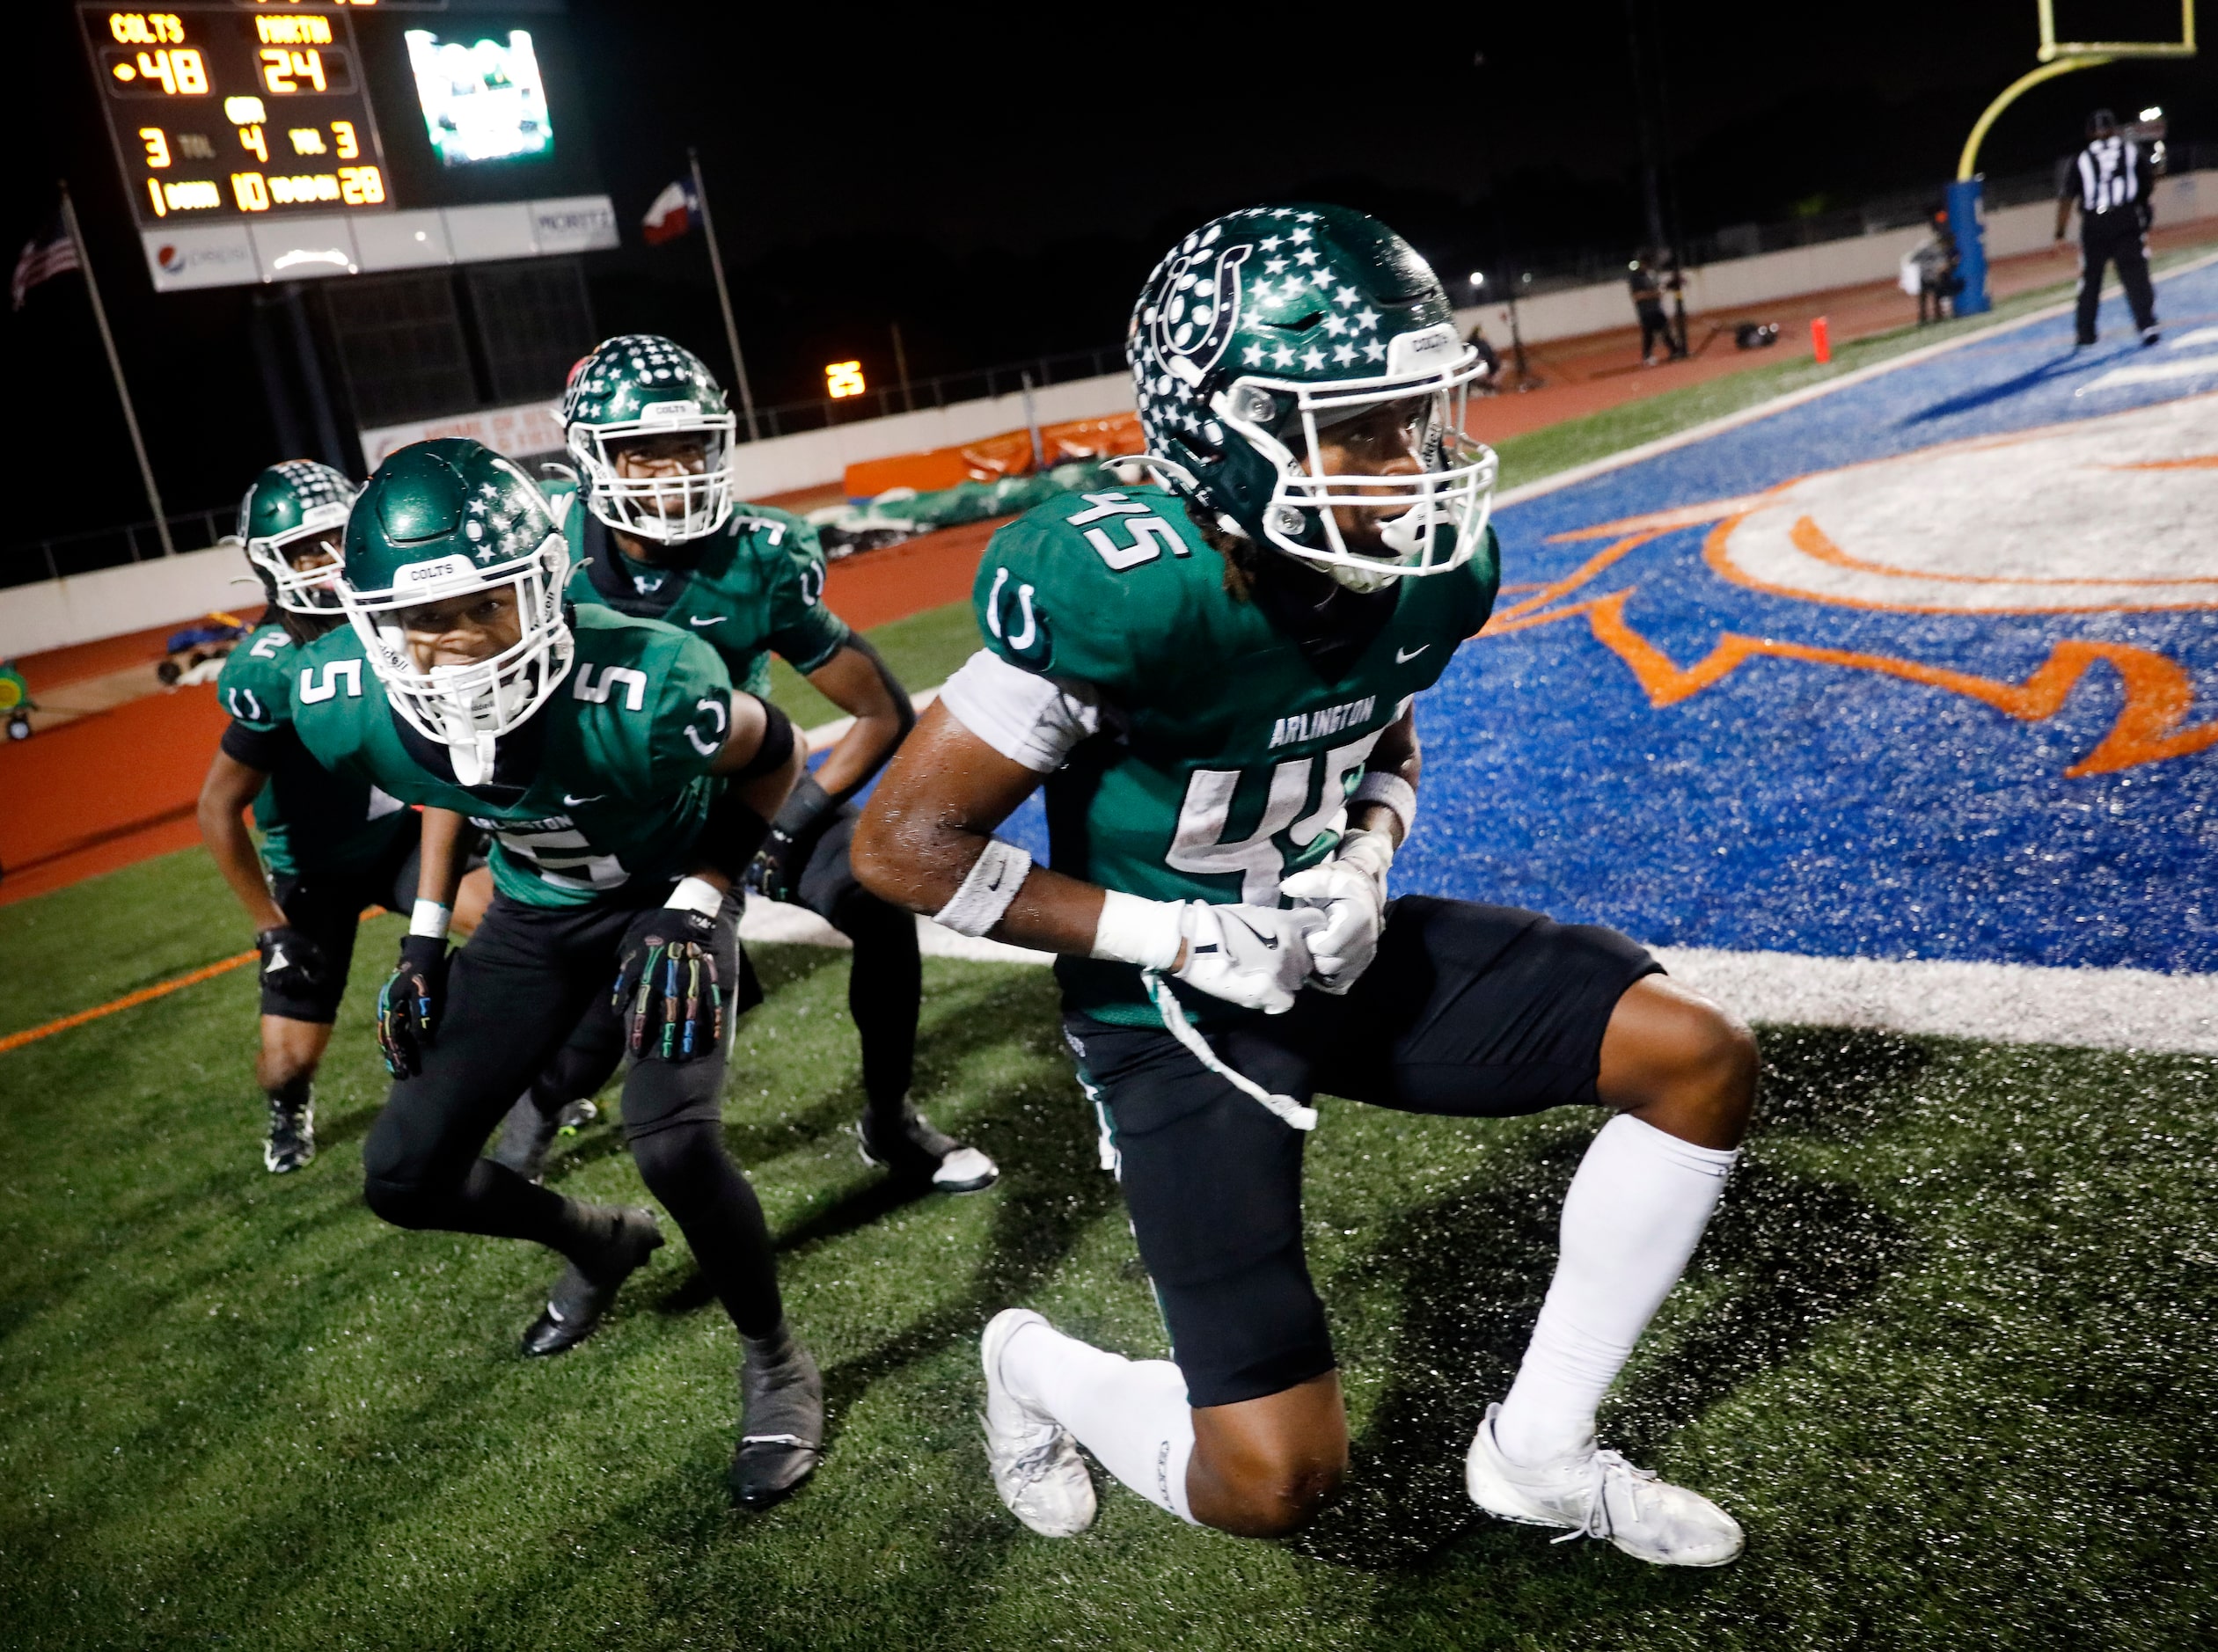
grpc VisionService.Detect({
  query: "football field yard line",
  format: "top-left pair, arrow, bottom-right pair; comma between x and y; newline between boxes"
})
0,947 -> 255,1055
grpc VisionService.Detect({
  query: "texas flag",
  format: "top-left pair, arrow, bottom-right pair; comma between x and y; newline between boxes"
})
641,179 -> 699,245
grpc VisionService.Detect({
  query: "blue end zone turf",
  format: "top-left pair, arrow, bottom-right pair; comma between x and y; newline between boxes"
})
1398,259 -> 2218,974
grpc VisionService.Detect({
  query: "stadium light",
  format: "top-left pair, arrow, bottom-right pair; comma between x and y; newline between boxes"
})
1468,271 -> 1485,289
2141,106 -> 2163,121
824,361 -> 866,399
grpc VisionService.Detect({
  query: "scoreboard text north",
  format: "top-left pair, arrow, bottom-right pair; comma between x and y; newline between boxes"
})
83,6 -> 388,229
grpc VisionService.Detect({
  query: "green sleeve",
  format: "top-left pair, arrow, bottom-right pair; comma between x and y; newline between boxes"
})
215,627 -> 296,732
750,509 -> 851,675
970,507 -> 1145,692
646,627 -> 739,793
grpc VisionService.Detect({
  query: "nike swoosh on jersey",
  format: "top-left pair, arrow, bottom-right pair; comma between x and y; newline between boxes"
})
689,616 -> 726,626
562,793 -> 605,805
1395,644 -> 1431,662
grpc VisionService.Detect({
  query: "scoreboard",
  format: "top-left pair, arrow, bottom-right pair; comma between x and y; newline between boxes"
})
77,2 -> 616,293
88,7 -> 390,228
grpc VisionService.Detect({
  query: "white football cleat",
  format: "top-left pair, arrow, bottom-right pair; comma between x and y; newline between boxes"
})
1466,1403 -> 1744,1567
980,1308 -> 1096,1538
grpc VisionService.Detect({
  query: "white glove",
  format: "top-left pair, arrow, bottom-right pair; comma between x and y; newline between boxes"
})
1278,830 -> 1392,994
1173,900 -> 1324,1014
1091,890 -> 1323,1015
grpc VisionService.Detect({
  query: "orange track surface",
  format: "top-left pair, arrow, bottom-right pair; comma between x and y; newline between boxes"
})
0,680 -> 228,907
821,517 -> 1001,630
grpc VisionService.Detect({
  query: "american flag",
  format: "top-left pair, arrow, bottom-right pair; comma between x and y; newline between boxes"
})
11,213 -> 78,311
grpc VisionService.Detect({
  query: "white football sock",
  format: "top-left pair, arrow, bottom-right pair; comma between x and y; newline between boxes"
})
1001,1318 -> 1197,1524
1494,1112 -> 1739,1467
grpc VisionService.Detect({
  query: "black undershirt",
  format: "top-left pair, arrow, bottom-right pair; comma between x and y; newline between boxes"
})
1247,554 -> 1399,685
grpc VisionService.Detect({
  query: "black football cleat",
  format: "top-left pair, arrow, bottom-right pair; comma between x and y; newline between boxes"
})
520,1205 -> 663,1358
264,1091 -> 315,1173
731,1327 -> 824,1509
857,1102 -> 999,1194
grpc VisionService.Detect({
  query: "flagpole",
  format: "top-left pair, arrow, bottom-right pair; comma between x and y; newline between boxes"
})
687,148 -> 760,442
59,180 -> 175,559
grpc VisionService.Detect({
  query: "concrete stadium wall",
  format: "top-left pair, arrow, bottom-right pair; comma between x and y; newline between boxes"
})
0,543 -> 258,662
1453,170 -> 2217,346
728,370 -> 1137,500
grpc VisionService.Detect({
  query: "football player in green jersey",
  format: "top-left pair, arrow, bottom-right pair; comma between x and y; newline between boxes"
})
497,333 -> 995,1195
294,437 -> 823,1507
199,460 -> 495,1173
857,207 -> 1757,1562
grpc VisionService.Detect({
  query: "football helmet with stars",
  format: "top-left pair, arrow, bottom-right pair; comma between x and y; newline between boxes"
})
336,438 -> 573,784
561,333 -> 737,545
1128,204 -> 1497,592
239,459 -> 359,614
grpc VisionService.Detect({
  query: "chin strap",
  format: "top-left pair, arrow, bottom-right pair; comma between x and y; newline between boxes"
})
447,731 -> 497,786
1140,970 -> 1318,1132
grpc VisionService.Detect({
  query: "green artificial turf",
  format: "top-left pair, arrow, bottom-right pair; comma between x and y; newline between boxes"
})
761,601 -> 985,731
3,852 -> 2215,1650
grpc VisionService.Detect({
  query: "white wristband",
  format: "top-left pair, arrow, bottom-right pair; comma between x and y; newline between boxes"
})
1351,771 -> 1417,842
408,900 -> 452,939
934,840 -> 1033,938
667,875 -> 724,917
1089,889 -> 1185,970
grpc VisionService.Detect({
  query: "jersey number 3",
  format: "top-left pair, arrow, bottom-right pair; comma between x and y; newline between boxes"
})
1167,729 -> 1383,904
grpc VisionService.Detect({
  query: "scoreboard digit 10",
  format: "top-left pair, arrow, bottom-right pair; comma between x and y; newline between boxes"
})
83,6 -> 391,228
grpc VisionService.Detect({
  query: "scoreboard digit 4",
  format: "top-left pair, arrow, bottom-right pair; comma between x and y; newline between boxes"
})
81,5 -> 389,229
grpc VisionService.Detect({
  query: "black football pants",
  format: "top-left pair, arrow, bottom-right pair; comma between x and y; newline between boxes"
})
524,803 -> 921,1122
2076,212 -> 2156,345
360,888 -> 784,1339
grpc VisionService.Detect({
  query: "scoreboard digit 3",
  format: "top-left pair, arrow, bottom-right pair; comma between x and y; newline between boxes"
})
77,3 -> 616,293
84,6 -> 391,228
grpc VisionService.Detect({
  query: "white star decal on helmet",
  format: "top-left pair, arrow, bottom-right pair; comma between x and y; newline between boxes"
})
1290,227 -> 1313,244
1355,307 -> 1380,330
1295,248 -> 1320,266
1301,347 -> 1327,369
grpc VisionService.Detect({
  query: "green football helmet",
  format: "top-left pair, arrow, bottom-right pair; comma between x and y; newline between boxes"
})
337,437 -> 573,785
239,459 -> 358,614
560,333 -> 736,544
1127,204 -> 1497,592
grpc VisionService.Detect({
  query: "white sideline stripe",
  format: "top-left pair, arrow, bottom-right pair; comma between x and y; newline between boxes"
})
737,894 -> 2218,1054
1490,247 -> 2218,511
1651,947 -> 2218,1056
738,892 -> 1050,966
2168,325 -> 2218,348
803,685 -> 939,755
2075,352 -> 2218,393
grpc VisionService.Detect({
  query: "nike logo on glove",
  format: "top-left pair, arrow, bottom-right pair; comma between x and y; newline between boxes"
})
1226,912 -> 1279,950
689,616 -> 726,627
1395,644 -> 1430,663
563,793 -> 604,806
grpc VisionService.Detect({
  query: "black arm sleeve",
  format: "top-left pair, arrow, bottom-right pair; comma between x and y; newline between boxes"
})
221,719 -> 297,771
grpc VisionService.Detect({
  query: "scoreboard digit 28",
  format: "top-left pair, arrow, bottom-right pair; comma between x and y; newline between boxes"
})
82,5 -> 390,229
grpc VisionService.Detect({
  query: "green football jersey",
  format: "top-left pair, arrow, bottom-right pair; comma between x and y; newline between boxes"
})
215,623 -> 414,880
972,483 -> 1498,1024
289,606 -> 735,908
560,492 -> 849,699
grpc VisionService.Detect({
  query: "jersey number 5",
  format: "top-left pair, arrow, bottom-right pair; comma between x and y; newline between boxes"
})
1167,730 -> 1383,904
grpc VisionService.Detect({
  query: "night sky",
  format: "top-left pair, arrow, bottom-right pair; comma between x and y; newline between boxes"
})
4,1 -> 2212,552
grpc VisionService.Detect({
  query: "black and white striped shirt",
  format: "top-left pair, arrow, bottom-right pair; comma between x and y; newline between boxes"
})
2073,135 -> 2142,216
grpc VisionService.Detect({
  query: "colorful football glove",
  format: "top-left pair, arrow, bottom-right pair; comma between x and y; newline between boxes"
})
375,933 -> 450,1078
612,905 -> 725,1063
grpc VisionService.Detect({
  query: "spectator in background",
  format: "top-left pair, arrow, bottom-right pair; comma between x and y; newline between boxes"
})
1465,321 -> 1501,391
1905,207 -> 1961,325
1628,251 -> 1673,367
2056,108 -> 2159,348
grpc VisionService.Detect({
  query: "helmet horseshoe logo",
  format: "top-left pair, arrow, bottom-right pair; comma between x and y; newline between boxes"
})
1149,243 -> 1252,385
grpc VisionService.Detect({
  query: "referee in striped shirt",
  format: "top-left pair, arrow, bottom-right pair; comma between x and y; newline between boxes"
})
2055,108 -> 2159,349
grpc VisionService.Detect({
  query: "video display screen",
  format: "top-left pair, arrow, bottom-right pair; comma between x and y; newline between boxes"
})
403,27 -> 553,169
